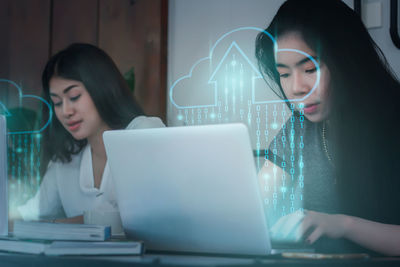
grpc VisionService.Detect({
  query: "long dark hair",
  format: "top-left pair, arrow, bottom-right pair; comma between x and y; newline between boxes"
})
256,0 -> 400,223
41,43 -> 144,168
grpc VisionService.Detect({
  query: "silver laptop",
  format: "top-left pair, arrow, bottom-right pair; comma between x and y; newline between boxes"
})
0,115 -> 8,235
104,123 -> 271,256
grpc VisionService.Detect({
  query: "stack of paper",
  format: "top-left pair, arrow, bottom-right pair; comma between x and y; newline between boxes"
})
0,237 -> 144,255
0,237 -> 50,255
2,221 -> 144,255
45,240 -> 144,256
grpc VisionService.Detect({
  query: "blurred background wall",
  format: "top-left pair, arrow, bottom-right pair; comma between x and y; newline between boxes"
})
0,0 -> 168,121
0,0 -> 168,213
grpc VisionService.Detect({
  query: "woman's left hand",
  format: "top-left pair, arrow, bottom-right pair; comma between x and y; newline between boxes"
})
271,210 -> 350,244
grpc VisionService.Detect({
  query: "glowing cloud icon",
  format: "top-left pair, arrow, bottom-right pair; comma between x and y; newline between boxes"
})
0,79 -> 52,135
169,27 -> 320,109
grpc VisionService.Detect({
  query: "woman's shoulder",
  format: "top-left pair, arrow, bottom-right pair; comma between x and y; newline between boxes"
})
273,115 -> 303,136
279,114 -> 316,135
126,115 -> 165,130
268,115 -> 314,149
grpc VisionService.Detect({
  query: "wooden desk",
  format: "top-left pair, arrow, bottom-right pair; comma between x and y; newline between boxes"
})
0,252 -> 399,267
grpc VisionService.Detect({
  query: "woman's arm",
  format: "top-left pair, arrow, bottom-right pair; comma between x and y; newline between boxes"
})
257,160 -> 285,198
340,215 -> 400,256
305,212 -> 400,256
16,162 -> 65,221
274,210 -> 400,256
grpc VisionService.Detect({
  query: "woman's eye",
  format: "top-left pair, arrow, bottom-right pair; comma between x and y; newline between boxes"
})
70,95 -> 81,102
279,73 -> 290,78
305,68 -> 317,74
53,102 -> 62,107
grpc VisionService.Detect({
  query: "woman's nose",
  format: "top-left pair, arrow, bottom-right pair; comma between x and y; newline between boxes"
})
291,71 -> 312,97
62,101 -> 74,117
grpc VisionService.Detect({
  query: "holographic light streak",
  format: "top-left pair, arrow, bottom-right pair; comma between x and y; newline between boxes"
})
169,27 -> 320,241
0,79 -> 52,218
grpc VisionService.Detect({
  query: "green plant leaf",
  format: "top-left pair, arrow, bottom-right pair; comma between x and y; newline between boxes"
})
123,67 -> 135,93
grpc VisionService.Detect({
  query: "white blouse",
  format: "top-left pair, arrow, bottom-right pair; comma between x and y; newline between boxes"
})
18,116 -> 165,221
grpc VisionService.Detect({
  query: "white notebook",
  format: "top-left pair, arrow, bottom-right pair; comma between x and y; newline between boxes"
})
13,221 -> 111,241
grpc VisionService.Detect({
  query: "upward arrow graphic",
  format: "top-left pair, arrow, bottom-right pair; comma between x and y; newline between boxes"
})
208,41 -> 263,121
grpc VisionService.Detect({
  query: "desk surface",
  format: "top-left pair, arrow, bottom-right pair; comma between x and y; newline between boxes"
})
0,252 -> 399,267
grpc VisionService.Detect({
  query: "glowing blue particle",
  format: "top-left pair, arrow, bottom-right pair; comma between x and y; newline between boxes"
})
298,103 -> 305,109
209,113 -> 216,119
271,123 -> 278,129
15,147 -> 23,153
263,173 -> 270,180
231,60 -> 237,67
281,187 -> 287,193
177,114 -> 184,121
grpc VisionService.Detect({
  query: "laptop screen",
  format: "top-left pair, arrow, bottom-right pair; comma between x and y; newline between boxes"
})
0,115 -> 8,235
104,123 -> 271,256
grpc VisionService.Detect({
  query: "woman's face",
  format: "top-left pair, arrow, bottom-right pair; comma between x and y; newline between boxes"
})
276,32 -> 331,122
49,77 -> 110,142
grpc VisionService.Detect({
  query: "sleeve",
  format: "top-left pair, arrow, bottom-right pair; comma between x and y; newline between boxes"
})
267,123 -> 290,170
265,118 -> 303,233
126,116 -> 165,130
17,161 -> 65,221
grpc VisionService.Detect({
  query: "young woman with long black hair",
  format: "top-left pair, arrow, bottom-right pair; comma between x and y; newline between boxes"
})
256,0 -> 400,255
15,43 -> 164,223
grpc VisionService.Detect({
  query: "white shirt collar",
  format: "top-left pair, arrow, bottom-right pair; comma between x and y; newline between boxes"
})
79,144 -> 110,195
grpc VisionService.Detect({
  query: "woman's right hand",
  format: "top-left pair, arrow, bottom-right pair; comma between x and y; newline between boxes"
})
270,210 -> 350,244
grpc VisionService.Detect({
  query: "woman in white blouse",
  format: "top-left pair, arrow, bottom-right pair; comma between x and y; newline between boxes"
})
14,43 -> 164,223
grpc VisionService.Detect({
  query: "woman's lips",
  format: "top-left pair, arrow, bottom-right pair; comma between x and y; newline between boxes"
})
303,104 -> 319,114
67,121 -> 82,131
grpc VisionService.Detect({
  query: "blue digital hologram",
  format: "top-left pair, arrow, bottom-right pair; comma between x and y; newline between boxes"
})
168,27 -> 324,242
0,79 -> 53,135
1,78 -> 53,218
169,27 -> 320,111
